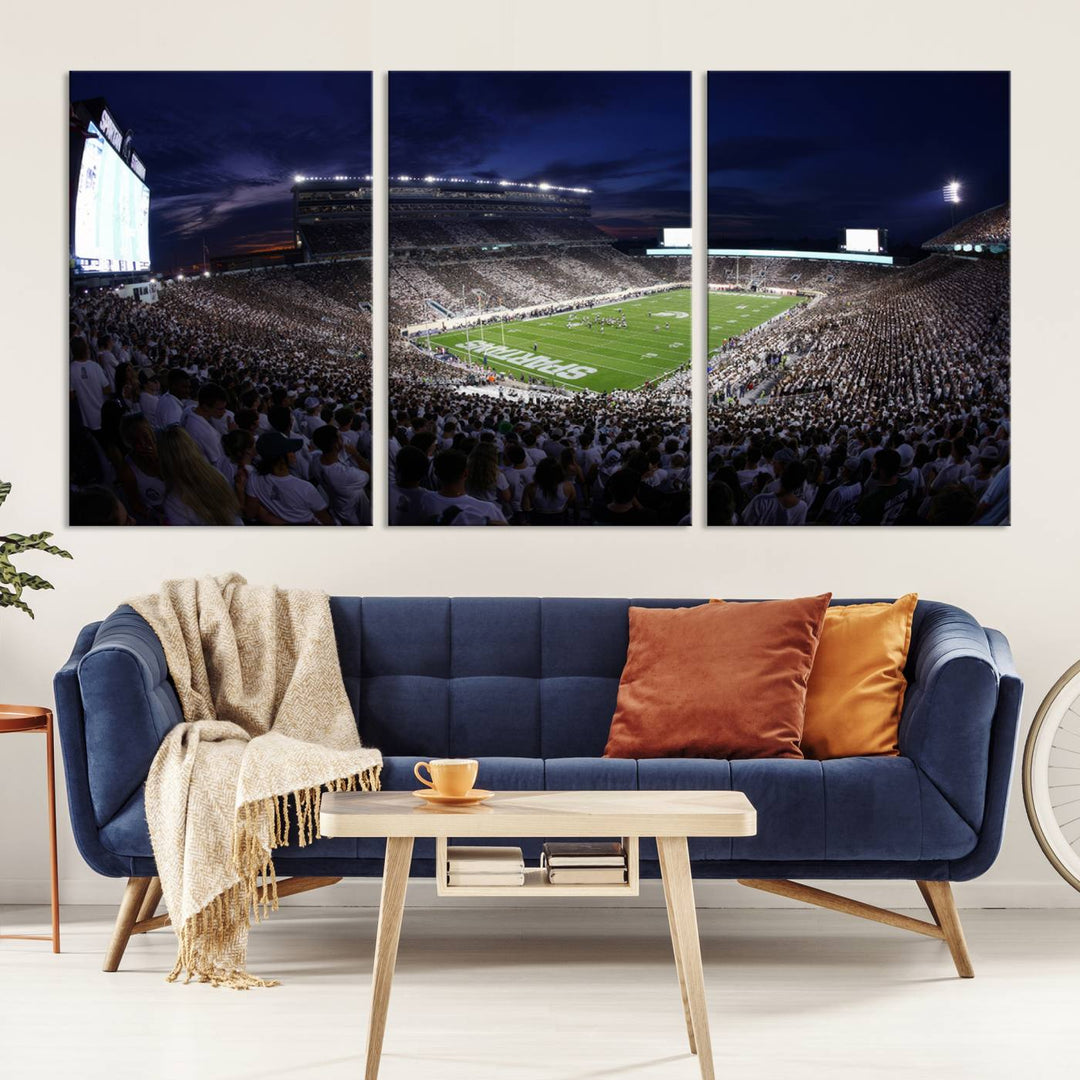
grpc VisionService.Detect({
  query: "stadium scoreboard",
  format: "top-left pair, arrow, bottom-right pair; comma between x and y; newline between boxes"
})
842,228 -> 887,255
659,227 -> 692,248
71,100 -> 151,275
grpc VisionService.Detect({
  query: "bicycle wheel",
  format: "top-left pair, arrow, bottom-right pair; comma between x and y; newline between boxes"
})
1023,659 -> 1080,892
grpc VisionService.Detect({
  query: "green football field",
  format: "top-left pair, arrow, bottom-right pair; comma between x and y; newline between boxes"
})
426,289 -> 692,393
707,291 -> 807,357
422,288 -> 807,393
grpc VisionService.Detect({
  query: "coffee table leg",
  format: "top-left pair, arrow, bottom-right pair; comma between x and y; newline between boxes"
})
366,836 -> 414,1080
657,837 -> 713,1080
657,841 -> 697,1055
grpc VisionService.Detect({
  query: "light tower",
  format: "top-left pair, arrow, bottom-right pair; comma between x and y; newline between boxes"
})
944,179 -> 962,227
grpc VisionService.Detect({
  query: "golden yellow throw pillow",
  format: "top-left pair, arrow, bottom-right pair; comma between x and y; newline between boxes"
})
710,594 -> 918,758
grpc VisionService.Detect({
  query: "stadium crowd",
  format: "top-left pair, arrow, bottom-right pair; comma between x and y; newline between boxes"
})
388,371 -> 691,526
390,217 -> 609,250
390,245 -> 673,325
708,256 -> 888,294
706,253 -> 1010,525
69,261 -> 374,526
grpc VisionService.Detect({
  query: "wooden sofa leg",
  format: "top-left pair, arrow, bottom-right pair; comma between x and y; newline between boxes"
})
103,877 -> 151,972
917,881 -> 974,978
738,878 -> 975,979
136,877 -> 163,924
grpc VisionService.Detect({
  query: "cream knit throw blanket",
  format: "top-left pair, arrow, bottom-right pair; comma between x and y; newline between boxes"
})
130,574 -> 382,988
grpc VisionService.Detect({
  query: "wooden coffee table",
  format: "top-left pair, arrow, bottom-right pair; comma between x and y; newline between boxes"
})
320,789 -> 757,1080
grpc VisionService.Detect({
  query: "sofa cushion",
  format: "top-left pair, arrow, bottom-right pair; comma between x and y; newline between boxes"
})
97,754 -> 976,866
99,785 -> 360,860
638,758 -> 733,861
728,757 -> 975,861
604,596 -> 831,760
801,594 -> 918,759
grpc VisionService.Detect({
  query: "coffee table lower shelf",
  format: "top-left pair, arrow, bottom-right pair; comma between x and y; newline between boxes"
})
435,835 -> 640,897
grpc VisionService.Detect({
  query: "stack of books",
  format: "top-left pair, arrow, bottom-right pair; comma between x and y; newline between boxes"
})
446,845 -> 525,887
541,841 -> 628,885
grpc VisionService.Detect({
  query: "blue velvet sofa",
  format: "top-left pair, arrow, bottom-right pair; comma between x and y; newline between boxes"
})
54,597 -> 1023,975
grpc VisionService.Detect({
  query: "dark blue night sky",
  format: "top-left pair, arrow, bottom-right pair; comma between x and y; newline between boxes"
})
390,71 -> 691,239
69,72 -> 372,272
709,71 -> 1009,250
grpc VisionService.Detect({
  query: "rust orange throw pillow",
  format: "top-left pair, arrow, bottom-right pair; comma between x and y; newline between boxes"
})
603,595 -> 832,760
800,594 -> 918,758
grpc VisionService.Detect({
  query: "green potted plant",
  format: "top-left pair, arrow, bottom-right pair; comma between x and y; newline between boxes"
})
0,481 -> 72,617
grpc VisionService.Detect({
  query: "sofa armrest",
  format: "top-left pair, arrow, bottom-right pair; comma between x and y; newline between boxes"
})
53,620 -> 131,877
74,606 -> 183,828
946,628 -> 1025,880
899,602 -> 1000,833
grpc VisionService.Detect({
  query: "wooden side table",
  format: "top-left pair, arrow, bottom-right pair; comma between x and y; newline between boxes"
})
0,705 -> 60,952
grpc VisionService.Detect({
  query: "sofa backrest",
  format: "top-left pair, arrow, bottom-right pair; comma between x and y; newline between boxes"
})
329,597 -> 703,758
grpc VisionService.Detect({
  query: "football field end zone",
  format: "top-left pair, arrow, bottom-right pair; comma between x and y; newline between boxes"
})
424,290 -> 693,394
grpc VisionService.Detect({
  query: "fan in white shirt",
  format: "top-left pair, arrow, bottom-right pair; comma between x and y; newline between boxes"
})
181,383 -> 230,474
137,374 -> 161,425
70,337 -> 111,431
418,450 -> 507,525
501,444 -> 536,517
311,426 -> 371,525
153,370 -> 192,430
97,335 -> 119,382
246,431 -> 332,525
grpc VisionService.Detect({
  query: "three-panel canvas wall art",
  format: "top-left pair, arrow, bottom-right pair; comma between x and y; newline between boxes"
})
68,70 -> 1010,528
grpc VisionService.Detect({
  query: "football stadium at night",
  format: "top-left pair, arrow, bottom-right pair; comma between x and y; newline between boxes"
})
67,73 -> 375,528
705,71 -> 1010,527
386,70 -> 693,527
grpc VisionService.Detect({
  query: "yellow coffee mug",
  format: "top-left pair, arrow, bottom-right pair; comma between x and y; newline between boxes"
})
414,758 -> 479,797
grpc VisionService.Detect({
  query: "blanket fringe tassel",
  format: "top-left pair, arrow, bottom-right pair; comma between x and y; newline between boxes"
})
169,764 -> 381,989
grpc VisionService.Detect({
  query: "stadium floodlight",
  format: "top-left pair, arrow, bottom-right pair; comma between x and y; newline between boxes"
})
294,174 -> 306,183
944,180 -> 962,204
538,182 -> 550,190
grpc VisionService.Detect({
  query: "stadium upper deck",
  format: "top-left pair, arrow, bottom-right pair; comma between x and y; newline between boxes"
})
389,176 -> 608,253
923,202 -> 1010,253
292,176 -> 373,261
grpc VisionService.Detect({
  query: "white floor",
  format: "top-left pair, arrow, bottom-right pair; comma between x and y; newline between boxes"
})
1,902 -> 1076,1079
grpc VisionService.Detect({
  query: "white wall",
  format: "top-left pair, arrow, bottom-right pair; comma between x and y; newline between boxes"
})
2,0 -> 1078,910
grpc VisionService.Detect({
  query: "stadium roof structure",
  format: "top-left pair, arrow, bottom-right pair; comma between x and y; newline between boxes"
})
923,202 -> 1010,254
292,175 -> 373,190
391,175 -> 591,194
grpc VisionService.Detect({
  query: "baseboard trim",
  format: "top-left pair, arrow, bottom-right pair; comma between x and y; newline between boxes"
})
3,877 -> 1079,909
